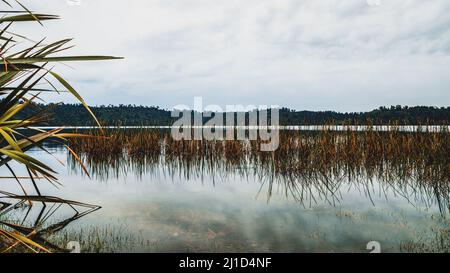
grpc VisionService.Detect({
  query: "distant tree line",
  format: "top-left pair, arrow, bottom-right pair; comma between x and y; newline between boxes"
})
278,105 -> 450,125
15,103 -> 450,126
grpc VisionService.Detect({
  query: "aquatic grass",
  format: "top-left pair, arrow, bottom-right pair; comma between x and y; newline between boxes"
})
400,216 -> 450,253
67,126 -> 449,214
49,224 -> 150,253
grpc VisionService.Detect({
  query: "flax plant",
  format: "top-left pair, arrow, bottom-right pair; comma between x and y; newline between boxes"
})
0,0 -> 120,252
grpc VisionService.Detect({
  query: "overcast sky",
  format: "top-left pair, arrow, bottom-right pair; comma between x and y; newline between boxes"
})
12,0 -> 450,112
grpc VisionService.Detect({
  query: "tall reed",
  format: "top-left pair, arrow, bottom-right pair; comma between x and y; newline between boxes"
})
68,126 -> 449,214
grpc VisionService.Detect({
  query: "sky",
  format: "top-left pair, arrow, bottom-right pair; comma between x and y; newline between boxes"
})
10,0 -> 450,112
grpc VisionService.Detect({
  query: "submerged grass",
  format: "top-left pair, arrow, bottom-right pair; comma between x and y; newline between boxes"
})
49,224 -> 150,253
400,220 -> 450,253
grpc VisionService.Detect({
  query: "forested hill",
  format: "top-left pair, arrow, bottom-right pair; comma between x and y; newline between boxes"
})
17,103 -> 450,126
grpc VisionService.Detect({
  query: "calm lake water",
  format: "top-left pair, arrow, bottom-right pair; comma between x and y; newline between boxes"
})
0,144 -> 448,253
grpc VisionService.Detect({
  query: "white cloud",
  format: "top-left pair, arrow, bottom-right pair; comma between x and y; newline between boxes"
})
10,0 -> 450,111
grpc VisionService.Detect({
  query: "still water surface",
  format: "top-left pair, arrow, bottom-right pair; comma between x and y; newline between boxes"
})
0,145 -> 447,253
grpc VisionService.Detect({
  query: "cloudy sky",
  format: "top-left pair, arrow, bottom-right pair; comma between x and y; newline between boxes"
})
13,0 -> 450,111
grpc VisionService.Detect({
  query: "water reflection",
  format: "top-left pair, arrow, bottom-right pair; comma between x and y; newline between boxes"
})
0,190 -> 100,252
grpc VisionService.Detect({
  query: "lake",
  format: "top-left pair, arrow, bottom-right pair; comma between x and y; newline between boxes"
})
0,132 -> 448,253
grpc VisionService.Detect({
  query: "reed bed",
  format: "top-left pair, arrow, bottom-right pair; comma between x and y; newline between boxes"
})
67,126 -> 449,213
